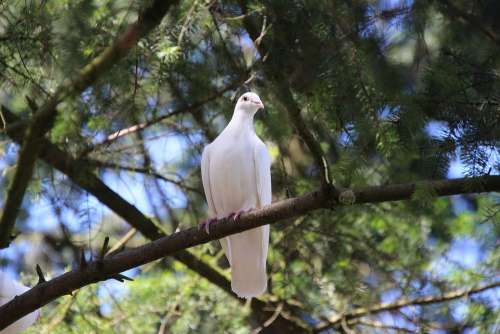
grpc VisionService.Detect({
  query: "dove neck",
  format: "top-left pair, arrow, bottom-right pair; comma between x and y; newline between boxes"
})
228,108 -> 255,132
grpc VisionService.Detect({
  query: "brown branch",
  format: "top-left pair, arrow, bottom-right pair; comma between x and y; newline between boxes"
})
236,3 -> 332,188
107,229 -> 137,256
314,280 -> 500,333
166,77 -> 218,141
1,173 -> 499,328
0,106 -> 307,333
79,75 -> 247,157
351,319 -> 415,333
252,302 -> 284,334
0,107 -> 162,239
177,0 -> 199,46
0,0 -> 180,248
271,81 -> 332,187
84,159 -> 202,195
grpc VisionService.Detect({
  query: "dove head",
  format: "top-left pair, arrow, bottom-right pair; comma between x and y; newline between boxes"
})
235,92 -> 264,115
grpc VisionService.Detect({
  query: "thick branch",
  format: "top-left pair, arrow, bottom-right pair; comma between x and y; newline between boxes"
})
314,280 -> 500,333
0,0 -> 179,248
1,173 -> 499,328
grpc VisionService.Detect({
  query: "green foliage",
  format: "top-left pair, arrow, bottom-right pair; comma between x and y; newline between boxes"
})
0,0 -> 499,333
30,269 -> 249,334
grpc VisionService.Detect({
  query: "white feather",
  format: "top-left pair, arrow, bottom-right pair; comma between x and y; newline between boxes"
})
254,142 -> 272,268
201,92 -> 271,298
0,272 -> 40,334
201,146 -> 233,264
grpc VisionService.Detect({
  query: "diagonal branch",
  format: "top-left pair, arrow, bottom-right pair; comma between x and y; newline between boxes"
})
314,280 -> 500,333
78,75 -> 247,157
1,173 -> 499,328
271,80 -> 332,187
84,159 -> 202,195
236,3 -> 332,188
0,106 -> 308,333
0,0 -> 180,248
350,319 -> 415,333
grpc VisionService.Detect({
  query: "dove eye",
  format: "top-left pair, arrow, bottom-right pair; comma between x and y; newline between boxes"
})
243,96 -> 248,101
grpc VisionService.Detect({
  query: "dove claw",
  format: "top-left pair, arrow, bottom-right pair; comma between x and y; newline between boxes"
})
199,218 -> 217,234
231,209 -> 252,221
233,211 -> 242,221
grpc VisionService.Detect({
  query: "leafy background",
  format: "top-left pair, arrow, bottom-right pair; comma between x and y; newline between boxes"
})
0,0 -> 499,333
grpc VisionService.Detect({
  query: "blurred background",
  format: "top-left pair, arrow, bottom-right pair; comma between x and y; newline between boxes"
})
0,0 -> 499,333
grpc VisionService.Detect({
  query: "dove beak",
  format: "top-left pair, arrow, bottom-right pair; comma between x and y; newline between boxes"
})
252,99 -> 264,110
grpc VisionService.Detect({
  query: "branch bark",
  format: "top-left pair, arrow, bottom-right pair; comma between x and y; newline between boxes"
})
314,280 -> 500,333
0,0 -> 179,248
1,172 -> 498,329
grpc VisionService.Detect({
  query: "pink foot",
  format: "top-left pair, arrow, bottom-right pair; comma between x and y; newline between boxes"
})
199,218 -> 217,234
227,209 -> 252,221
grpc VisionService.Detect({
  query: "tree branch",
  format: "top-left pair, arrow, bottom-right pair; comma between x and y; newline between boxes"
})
0,106 -> 308,333
237,3 -> 332,188
84,159 -> 202,195
78,75 -> 247,157
271,81 -> 332,187
0,0 -> 180,248
1,173 -> 498,328
314,280 -> 500,333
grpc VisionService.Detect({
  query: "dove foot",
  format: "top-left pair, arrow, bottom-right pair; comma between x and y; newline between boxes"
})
227,208 -> 252,221
199,218 -> 217,234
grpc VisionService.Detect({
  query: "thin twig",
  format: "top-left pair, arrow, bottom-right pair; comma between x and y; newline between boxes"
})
0,109 -> 6,129
236,2 -> 332,188
87,159 -> 202,194
107,229 -> 137,256
314,280 -> 500,333
78,76 -> 247,157
177,0 -> 199,46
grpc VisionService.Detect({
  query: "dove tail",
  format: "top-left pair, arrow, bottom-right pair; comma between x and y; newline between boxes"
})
224,225 -> 269,298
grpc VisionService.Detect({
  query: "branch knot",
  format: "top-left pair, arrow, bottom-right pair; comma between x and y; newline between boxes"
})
338,190 -> 356,205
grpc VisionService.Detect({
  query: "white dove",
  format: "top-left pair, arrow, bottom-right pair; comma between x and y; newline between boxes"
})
0,271 -> 40,334
201,92 -> 271,298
